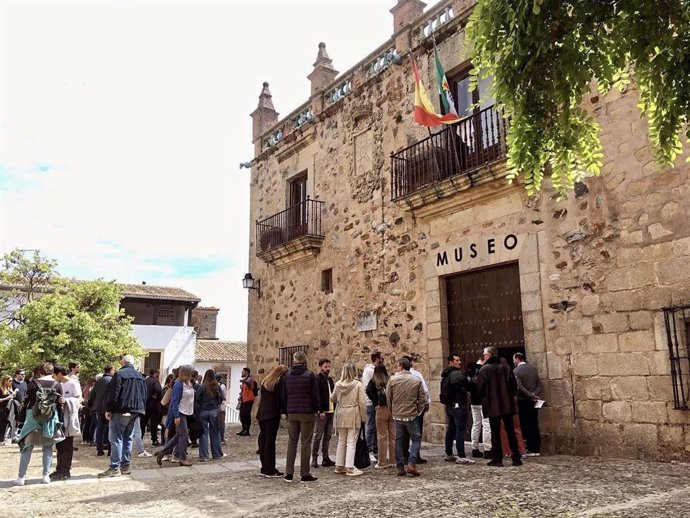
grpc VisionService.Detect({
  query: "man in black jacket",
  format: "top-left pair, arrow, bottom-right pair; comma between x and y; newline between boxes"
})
475,347 -> 522,467
98,355 -> 146,478
141,369 -> 163,446
441,354 -> 474,465
311,358 -> 335,468
91,365 -> 114,456
283,351 -> 320,483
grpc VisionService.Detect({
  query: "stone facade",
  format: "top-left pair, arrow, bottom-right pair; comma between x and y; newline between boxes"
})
246,0 -> 690,459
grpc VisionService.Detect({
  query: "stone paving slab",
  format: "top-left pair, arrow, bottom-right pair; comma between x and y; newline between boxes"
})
219,461 -> 255,472
130,470 -> 164,481
189,463 -> 228,474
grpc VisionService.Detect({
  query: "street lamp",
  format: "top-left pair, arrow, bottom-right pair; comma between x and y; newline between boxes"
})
242,273 -> 261,298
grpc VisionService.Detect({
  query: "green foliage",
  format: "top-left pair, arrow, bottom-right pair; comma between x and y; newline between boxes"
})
1,249 -> 57,327
466,0 -> 690,196
0,249 -> 142,377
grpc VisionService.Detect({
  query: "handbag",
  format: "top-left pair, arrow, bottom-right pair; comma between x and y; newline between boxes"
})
354,423 -> 370,470
161,387 -> 172,408
187,414 -> 204,441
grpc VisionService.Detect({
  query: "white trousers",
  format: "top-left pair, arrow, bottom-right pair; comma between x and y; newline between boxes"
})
335,427 -> 358,468
471,404 -> 492,451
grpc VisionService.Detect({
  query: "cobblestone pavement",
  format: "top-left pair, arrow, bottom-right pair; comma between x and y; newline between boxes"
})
2,424 -> 689,517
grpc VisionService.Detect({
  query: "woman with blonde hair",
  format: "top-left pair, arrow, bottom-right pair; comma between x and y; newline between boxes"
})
331,363 -> 367,476
256,364 -> 288,477
156,365 -> 195,466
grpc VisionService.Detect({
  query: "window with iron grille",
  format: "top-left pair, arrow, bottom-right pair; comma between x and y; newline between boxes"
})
157,307 -> 174,320
663,305 -> 690,410
321,268 -> 333,294
279,345 -> 309,369
144,352 -> 162,377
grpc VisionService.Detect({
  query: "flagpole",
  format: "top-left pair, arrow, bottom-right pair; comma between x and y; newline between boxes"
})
431,34 -> 463,187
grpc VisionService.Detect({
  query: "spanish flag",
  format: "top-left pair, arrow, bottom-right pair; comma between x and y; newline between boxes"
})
412,59 -> 461,127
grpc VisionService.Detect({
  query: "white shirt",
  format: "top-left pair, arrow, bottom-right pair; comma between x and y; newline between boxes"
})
410,367 -> 431,404
361,364 -> 375,405
61,377 -> 82,401
179,383 -> 195,416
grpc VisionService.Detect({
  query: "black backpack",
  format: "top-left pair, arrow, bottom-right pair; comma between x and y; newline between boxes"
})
439,373 -> 453,405
252,379 -> 259,397
33,382 -> 58,423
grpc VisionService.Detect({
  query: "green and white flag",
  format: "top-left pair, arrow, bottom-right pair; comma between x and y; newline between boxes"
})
434,43 -> 457,116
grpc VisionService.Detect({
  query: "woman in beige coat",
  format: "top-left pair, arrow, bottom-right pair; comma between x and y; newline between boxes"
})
330,363 -> 367,476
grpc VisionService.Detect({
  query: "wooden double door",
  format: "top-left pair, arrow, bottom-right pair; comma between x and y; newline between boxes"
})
445,262 -> 526,439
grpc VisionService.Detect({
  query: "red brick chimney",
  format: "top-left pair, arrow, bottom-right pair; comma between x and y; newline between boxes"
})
307,42 -> 339,96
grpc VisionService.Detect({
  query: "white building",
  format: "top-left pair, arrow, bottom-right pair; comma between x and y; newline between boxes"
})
120,283 -> 200,376
194,340 -> 247,407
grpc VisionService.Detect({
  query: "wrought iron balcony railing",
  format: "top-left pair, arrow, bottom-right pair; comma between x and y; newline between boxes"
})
390,105 -> 508,200
256,198 -> 325,256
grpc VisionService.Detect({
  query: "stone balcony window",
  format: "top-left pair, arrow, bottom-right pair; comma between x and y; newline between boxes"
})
390,105 -> 509,213
255,198 -> 325,265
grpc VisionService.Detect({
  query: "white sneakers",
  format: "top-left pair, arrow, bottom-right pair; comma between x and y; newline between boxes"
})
456,457 -> 476,465
14,476 -> 51,486
524,452 -> 541,457
346,467 -> 363,477
368,452 -> 377,462
138,451 -> 153,458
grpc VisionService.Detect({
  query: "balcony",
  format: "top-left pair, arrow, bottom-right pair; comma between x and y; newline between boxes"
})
390,105 -> 511,215
256,198 -> 325,265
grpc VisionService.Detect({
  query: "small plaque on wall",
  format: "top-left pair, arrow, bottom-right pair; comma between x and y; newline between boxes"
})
357,310 -> 377,332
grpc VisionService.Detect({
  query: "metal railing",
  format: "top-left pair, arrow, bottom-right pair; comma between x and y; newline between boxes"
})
663,305 -> 690,410
224,405 -> 240,424
390,105 -> 508,200
256,198 -> 325,255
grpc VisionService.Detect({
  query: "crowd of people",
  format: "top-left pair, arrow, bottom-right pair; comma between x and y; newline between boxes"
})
2,355 -> 235,485
1,345 -> 543,486
252,346 -> 543,483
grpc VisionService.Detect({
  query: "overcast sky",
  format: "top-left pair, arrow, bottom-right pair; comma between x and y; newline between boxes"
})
0,0 -> 441,339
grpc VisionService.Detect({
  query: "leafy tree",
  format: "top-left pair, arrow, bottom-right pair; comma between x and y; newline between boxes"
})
0,250 -> 142,376
467,0 -> 690,195
0,249 -> 57,327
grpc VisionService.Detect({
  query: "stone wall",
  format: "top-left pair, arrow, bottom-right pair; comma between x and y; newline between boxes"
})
247,1 -> 690,459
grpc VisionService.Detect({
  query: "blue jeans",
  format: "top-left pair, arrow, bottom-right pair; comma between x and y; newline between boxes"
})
18,444 -> 53,478
395,420 -> 420,467
132,415 -> 145,454
365,405 -> 377,454
445,404 -> 468,457
163,414 -> 189,460
109,413 -> 138,469
199,409 -> 223,460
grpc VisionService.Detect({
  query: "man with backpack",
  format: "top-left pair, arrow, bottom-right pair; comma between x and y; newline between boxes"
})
15,362 -> 65,486
440,355 -> 475,465
98,355 -> 146,478
237,367 -> 258,436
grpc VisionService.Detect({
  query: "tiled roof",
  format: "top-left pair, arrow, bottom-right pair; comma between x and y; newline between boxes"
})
196,340 -> 247,363
119,283 -> 201,303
